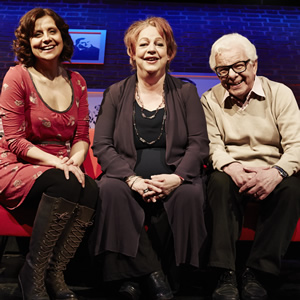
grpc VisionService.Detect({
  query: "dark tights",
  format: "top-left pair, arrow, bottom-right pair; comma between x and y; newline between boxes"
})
24,168 -> 98,210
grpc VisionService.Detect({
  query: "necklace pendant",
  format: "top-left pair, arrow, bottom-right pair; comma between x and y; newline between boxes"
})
133,103 -> 167,145
141,111 -> 156,119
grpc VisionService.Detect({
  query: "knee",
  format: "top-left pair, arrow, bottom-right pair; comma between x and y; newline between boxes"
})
208,170 -> 231,191
41,168 -> 81,190
287,177 -> 300,199
206,171 -> 239,213
84,175 -> 99,195
63,173 -> 83,191
276,177 -> 300,210
48,169 -> 82,194
81,176 -> 99,209
98,177 -> 127,192
42,171 -> 82,202
98,177 -> 130,204
172,184 -> 205,212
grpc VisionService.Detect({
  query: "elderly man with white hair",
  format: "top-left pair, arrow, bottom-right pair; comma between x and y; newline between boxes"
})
201,33 -> 300,300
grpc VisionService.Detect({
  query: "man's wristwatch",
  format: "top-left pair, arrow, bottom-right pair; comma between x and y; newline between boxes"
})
272,165 -> 288,178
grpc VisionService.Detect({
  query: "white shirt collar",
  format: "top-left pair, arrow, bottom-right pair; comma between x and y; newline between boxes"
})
222,76 -> 265,108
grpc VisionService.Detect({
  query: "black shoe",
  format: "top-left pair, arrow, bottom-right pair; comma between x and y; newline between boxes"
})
212,270 -> 240,300
146,271 -> 173,300
119,281 -> 141,300
241,268 -> 268,300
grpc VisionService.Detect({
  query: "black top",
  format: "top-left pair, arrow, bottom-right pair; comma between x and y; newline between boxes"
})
133,101 -> 173,178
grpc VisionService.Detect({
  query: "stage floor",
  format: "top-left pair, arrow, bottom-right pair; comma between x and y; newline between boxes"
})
1,238 -> 300,300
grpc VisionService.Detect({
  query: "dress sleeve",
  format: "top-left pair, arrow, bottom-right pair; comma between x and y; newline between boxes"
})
71,72 -> 90,146
0,66 -> 34,158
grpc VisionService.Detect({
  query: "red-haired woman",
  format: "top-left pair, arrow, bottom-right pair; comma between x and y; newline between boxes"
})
91,16 -> 209,300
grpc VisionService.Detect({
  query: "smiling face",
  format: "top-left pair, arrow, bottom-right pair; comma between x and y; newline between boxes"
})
133,25 -> 170,77
215,46 -> 257,101
30,15 -> 63,65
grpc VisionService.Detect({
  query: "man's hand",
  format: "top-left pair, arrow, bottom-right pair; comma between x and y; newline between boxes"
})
239,166 -> 283,200
223,162 -> 256,188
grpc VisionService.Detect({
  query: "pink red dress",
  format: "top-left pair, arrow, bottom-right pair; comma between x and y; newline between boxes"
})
0,65 -> 90,210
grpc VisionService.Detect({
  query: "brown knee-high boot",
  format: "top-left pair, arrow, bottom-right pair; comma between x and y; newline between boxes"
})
45,205 -> 95,300
18,193 -> 77,300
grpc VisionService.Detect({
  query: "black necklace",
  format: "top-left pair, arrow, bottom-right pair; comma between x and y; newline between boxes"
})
133,103 -> 167,145
135,83 -> 165,119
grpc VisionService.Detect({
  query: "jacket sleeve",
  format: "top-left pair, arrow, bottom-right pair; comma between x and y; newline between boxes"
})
172,83 -> 210,181
92,83 -> 134,179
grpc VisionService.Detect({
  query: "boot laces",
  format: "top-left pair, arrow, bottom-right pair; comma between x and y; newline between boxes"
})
45,217 -> 93,296
33,212 -> 71,293
55,218 -> 92,271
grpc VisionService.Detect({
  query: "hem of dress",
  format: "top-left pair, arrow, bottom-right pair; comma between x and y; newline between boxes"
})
103,268 -> 160,282
2,183 -> 34,210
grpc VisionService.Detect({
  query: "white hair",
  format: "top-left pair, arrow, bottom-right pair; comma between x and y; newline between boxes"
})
209,33 -> 258,71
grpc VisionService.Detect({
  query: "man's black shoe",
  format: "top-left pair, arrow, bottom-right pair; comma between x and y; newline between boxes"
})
146,271 -> 173,300
241,268 -> 268,300
212,270 -> 240,300
119,281 -> 141,300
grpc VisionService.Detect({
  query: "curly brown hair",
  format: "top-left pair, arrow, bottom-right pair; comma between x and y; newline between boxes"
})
124,16 -> 177,71
13,7 -> 74,67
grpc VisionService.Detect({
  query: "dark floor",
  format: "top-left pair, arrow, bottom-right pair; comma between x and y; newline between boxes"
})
1,237 -> 300,300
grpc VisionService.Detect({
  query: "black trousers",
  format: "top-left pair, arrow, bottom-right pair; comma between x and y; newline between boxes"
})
206,170 -> 300,276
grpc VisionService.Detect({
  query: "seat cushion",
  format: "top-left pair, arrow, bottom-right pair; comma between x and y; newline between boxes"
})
0,205 -> 34,236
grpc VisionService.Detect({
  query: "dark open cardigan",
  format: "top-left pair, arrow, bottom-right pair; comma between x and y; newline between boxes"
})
91,73 -> 209,267
92,73 -> 209,182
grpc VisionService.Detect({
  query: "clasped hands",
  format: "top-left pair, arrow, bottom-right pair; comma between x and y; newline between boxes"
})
223,162 -> 283,200
128,174 -> 182,203
55,156 -> 85,188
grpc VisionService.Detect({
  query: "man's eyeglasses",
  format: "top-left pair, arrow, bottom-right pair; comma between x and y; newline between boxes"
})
215,59 -> 251,77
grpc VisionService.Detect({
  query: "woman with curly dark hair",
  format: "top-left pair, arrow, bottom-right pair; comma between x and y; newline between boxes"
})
0,7 -> 98,300
13,8 -> 74,67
